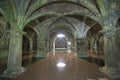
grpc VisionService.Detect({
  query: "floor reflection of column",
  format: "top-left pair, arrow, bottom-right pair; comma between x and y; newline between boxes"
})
67,52 -> 71,64
49,51 -> 75,67
74,54 -> 78,80
49,51 -> 78,80
36,51 -> 111,80
14,50 -> 111,80
28,53 -> 33,65
46,52 -> 50,71
49,52 -> 54,65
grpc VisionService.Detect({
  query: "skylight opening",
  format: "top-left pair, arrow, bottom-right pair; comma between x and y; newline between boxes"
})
57,34 -> 65,38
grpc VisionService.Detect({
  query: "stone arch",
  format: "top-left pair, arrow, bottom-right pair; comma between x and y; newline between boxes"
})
116,18 -> 120,54
46,23 -> 75,52
26,0 -> 99,26
28,0 -> 97,18
116,18 -> 120,28
34,16 -> 77,44
47,17 -> 76,31
46,18 -> 76,36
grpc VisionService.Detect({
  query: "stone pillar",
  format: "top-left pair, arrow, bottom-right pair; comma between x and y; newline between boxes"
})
53,41 -> 55,55
100,29 -> 120,78
46,39 -> 49,53
67,42 -> 71,51
36,38 -> 46,57
73,39 -> 77,53
3,30 -> 25,77
90,38 -> 94,55
76,38 -> 88,57
49,39 -> 53,52
29,38 -> 33,53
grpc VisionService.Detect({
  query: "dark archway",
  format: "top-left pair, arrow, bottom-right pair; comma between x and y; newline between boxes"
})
55,36 -> 67,49
22,27 -> 38,60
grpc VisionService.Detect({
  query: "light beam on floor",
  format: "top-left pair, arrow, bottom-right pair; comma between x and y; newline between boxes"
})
57,62 -> 66,68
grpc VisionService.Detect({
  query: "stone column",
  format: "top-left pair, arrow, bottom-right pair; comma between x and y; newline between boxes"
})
90,38 -> 94,55
29,38 -> 33,53
36,38 -> 46,57
46,39 -> 49,53
28,38 -> 33,59
67,42 -> 71,51
53,41 -> 55,55
101,29 -> 120,78
73,39 -> 77,53
76,38 -> 88,57
3,30 -> 25,77
49,39 -> 53,52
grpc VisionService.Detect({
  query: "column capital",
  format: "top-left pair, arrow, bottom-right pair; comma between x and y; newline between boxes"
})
99,27 -> 118,37
76,38 -> 86,43
76,38 -> 86,40
8,30 -> 24,37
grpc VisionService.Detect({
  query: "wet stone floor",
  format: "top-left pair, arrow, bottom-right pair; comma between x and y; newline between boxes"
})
0,51 -> 112,80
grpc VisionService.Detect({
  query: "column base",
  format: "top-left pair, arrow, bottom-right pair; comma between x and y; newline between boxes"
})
100,66 -> 120,79
35,54 -> 46,57
0,67 -> 26,78
36,53 -> 46,57
77,52 -> 88,57
77,54 -> 89,57
36,51 -> 47,57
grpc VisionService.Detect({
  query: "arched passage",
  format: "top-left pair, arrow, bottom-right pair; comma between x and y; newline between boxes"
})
55,34 -> 67,50
0,0 -> 120,79
22,26 -> 38,59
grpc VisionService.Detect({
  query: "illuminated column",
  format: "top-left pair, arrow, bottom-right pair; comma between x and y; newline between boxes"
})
53,41 -> 55,55
73,39 -> 77,53
67,41 -> 71,50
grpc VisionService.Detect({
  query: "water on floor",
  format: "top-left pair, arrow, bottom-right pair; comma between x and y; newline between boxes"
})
0,51 -> 111,80
16,51 -> 111,80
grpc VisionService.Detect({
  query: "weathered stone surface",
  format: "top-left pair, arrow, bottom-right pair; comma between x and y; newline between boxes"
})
2,30 -> 25,77
76,38 -> 88,57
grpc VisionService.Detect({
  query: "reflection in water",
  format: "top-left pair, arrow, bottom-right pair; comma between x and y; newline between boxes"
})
13,51 -> 110,80
57,62 -> 66,68
67,50 -> 71,53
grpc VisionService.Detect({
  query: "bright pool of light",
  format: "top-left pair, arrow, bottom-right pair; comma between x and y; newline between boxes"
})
68,42 -> 71,45
68,50 -> 71,53
57,62 -> 66,67
57,34 -> 65,38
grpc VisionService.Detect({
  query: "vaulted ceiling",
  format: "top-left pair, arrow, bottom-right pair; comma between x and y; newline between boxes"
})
0,0 -> 120,40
